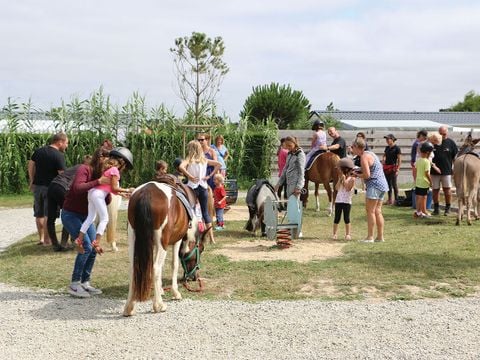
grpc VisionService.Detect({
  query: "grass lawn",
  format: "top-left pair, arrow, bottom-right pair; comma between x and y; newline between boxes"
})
1,195 -> 479,302
0,193 -> 33,208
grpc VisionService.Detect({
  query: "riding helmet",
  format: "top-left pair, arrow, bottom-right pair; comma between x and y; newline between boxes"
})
337,157 -> 354,169
311,119 -> 324,130
109,147 -> 134,169
420,141 -> 434,153
173,157 -> 183,169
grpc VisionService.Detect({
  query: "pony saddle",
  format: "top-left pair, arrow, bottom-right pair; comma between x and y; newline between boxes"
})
246,179 -> 275,213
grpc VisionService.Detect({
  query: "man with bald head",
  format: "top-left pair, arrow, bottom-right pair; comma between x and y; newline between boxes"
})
431,126 -> 458,215
327,127 -> 346,158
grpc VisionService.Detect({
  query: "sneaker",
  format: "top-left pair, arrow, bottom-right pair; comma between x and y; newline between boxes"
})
359,239 -> 374,243
214,226 -> 224,231
68,282 -> 90,298
81,281 -> 103,295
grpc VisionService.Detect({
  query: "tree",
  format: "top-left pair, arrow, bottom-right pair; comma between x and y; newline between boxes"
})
441,90 -> 480,112
240,83 -> 311,129
170,32 -> 229,124
319,102 -> 342,129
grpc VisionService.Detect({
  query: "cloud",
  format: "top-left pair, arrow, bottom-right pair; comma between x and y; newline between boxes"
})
1,1 -> 479,118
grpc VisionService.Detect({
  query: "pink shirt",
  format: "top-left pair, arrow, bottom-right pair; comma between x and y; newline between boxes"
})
96,167 -> 120,193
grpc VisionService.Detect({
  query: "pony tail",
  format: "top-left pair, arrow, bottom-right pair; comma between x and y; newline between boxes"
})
132,185 -> 154,302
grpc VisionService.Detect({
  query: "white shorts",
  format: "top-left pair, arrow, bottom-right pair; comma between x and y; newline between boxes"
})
431,175 -> 452,190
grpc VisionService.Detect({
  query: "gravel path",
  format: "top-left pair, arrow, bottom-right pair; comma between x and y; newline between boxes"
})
1,207 -> 480,359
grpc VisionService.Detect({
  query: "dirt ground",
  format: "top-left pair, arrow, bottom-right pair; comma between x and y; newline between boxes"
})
215,205 -> 345,262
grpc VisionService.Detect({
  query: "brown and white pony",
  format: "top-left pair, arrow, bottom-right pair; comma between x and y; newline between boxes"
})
123,181 -> 206,317
301,152 -> 340,215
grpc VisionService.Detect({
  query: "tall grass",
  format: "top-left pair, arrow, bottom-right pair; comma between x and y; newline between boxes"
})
1,88 -> 279,192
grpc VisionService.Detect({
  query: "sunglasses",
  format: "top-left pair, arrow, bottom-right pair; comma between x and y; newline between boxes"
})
197,138 -> 205,141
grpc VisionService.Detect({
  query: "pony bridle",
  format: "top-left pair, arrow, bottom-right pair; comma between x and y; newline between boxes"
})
180,234 -> 202,281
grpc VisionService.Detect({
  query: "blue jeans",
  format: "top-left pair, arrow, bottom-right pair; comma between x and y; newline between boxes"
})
215,208 -> 224,226
193,186 -> 212,224
61,209 -> 97,283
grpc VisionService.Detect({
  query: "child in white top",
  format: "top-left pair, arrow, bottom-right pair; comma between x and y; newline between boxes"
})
332,158 -> 356,240
75,156 -> 133,254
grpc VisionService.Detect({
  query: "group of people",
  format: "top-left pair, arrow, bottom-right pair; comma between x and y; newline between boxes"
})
29,134 -> 135,297
274,122 -> 458,243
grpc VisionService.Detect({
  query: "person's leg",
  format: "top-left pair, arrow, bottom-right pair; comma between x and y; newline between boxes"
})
374,200 -> 385,241
365,198 -> 377,240
385,173 -> 393,204
421,195 -> 428,215
47,185 -> 63,249
344,203 -> 351,239
196,187 -> 214,243
392,174 -> 399,203
432,175 -> 441,215
33,186 -> 48,244
443,176 -> 453,215
415,194 -> 422,215
333,203 -> 342,239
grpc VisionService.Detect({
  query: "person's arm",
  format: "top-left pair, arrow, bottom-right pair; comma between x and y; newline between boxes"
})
396,153 -> 402,173
294,151 -> 306,194
28,160 -> 35,191
178,161 -> 197,183
110,175 -> 133,194
70,165 -> 106,194
204,159 -> 221,181
344,176 -> 356,192
223,147 -> 229,161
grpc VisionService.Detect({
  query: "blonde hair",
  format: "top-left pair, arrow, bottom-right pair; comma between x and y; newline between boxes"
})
186,140 -> 207,164
428,132 -> 442,145
155,160 -> 168,173
352,137 -> 366,150
213,173 -> 224,184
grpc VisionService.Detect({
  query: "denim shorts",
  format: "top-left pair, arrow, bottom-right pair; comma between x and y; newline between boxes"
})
366,187 -> 386,201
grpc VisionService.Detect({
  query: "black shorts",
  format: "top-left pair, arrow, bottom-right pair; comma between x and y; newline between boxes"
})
415,187 -> 429,196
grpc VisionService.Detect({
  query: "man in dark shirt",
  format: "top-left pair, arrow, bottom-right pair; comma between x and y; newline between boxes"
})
28,132 -> 69,246
327,127 -> 347,158
431,126 -> 458,215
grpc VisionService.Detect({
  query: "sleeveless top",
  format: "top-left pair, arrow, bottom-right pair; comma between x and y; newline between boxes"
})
364,151 -> 389,192
335,179 -> 354,204
211,144 -> 227,170
311,130 -> 327,152
186,162 -> 208,189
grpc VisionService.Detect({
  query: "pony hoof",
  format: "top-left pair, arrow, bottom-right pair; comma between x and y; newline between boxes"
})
172,292 -> 182,300
123,305 -> 135,317
112,245 -> 119,252
153,303 -> 167,313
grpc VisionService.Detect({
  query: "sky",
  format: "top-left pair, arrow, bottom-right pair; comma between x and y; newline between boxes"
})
1,0 -> 480,120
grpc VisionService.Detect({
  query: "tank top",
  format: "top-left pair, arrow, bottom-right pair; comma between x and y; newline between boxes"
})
186,162 -> 208,189
364,151 -> 389,192
96,167 -> 120,193
335,180 -> 354,204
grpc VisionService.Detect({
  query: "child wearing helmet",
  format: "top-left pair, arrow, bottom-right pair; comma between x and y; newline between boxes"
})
332,157 -> 356,240
414,142 -> 433,218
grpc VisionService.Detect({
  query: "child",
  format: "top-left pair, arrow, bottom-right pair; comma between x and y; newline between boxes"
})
414,142 -> 433,218
213,173 -> 227,230
75,155 -> 134,254
332,157 -> 356,240
153,160 -> 170,182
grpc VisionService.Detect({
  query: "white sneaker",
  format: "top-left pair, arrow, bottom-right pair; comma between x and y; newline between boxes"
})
81,281 -> 103,295
68,282 -> 91,298
359,239 -> 374,243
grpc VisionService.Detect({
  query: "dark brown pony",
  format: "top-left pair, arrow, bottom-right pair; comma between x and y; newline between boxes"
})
123,181 -> 206,317
301,152 -> 340,215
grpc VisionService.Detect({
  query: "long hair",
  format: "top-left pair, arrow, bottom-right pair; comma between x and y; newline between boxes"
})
335,167 -> 354,191
186,140 -> 207,164
91,147 -> 110,180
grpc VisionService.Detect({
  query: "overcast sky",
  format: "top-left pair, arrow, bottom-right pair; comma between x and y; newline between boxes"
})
1,0 -> 479,120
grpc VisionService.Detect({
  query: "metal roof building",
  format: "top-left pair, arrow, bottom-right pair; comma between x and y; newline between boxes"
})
310,110 -> 480,130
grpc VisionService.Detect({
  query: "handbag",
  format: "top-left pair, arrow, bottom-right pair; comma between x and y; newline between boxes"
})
382,164 -> 397,175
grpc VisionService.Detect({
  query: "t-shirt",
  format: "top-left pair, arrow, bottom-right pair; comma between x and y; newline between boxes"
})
384,145 -> 401,165
50,165 -> 81,192
331,137 -> 346,158
96,166 -> 120,193
214,185 -> 227,209
431,138 -> 458,175
415,158 -> 431,189
31,145 -> 66,186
